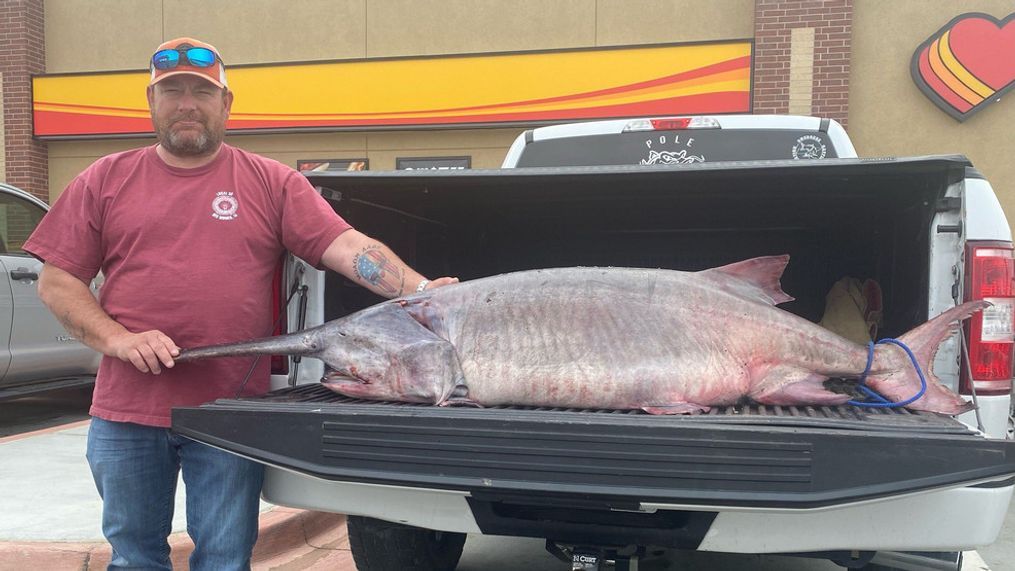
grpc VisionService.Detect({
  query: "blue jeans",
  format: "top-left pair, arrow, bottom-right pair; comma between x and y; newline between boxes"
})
86,417 -> 265,571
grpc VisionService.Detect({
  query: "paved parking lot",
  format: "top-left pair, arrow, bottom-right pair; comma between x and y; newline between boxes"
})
0,384 -> 92,437
1,387 -> 1010,571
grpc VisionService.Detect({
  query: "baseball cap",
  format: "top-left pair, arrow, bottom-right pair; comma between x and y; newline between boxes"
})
149,37 -> 228,89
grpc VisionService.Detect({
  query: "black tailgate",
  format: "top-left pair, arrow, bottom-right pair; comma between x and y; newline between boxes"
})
172,384 -> 1015,509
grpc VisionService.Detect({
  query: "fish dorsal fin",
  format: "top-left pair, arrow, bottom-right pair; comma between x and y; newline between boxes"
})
699,255 -> 795,305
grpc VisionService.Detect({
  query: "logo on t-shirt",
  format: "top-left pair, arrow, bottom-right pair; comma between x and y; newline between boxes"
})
211,191 -> 239,221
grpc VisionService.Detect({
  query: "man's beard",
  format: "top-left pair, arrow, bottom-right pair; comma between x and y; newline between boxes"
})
154,113 -> 225,157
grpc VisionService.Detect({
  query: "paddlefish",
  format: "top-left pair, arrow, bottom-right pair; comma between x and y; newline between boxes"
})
176,256 -> 980,415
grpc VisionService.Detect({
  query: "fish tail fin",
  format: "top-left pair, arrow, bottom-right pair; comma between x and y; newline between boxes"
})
896,301 -> 988,367
865,301 -> 987,414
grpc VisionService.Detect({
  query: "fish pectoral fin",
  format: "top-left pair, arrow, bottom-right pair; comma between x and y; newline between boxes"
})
749,368 -> 848,406
642,403 -> 711,415
439,397 -> 484,408
323,372 -> 366,384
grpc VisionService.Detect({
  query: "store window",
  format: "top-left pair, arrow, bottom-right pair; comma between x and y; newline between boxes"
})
395,156 -> 471,171
0,191 -> 46,255
297,159 -> 369,172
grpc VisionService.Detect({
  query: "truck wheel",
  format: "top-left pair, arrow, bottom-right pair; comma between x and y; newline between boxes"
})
347,515 -> 467,571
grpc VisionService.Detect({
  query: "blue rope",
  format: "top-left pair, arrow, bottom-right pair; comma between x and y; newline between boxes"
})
847,338 -> 928,408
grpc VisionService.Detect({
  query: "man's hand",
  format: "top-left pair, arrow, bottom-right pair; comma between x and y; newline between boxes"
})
424,277 -> 459,289
38,264 -> 182,373
106,330 -> 181,374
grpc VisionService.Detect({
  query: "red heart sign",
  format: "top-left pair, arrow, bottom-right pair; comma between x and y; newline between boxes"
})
911,13 -> 1015,122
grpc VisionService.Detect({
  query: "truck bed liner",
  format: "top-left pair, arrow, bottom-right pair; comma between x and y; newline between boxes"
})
251,384 -> 973,433
172,384 -> 1015,510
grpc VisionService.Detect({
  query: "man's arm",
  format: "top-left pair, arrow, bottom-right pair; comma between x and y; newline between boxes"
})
319,229 -> 458,298
37,263 -> 180,374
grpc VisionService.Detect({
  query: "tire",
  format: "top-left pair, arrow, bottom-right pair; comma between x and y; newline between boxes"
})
347,515 -> 467,571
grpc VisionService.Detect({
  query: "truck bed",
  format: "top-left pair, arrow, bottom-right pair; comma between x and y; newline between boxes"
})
173,383 -> 1015,511
172,154 -> 1015,556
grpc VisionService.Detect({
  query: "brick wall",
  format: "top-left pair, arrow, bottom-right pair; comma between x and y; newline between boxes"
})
753,0 -> 853,128
0,0 -> 47,200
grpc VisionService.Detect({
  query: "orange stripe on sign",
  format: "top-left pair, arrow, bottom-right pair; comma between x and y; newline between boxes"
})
917,45 -> 973,112
229,66 -> 749,121
929,37 -> 983,105
939,30 -> 995,99
34,102 -> 150,119
33,42 -> 754,137
237,54 -> 748,120
33,109 -> 153,136
230,92 -> 751,128
35,92 -> 749,136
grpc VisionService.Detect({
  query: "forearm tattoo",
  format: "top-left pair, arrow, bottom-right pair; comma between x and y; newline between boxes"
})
353,246 -> 405,296
59,310 -> 91,345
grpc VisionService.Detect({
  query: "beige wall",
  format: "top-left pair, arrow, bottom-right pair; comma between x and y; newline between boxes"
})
42,0 -> 753,200
230,128 -> 521,172
48,139 -> 147,203
46,127 -> 524,203
43,0 -> 367,72
48,1 -> 1015,219
849,1 -> 1015,218
44,0 -> 754,72
47,128 -> 523,202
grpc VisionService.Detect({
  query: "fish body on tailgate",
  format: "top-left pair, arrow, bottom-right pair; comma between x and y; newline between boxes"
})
177,256 -> 981,415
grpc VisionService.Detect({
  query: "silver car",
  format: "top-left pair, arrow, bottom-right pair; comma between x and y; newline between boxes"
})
0,182 -> 99,400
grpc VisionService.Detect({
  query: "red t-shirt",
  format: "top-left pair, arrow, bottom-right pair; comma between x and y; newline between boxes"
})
24,144 -> 352,427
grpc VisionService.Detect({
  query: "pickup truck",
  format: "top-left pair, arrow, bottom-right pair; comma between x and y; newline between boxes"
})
0,182 -> 99,401
173,115 -> 1015,571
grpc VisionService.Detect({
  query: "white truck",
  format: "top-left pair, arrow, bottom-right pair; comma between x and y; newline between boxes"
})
173,115 -> 1015,571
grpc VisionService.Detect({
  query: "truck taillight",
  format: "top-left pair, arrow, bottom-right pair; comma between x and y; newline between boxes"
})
622,116 -> 720,132
651,118 -> 692,130
961,242 -> 1015,395
271,260 -> 289,376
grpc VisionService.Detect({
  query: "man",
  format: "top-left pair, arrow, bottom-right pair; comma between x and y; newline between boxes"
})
24,37 -> 457,571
